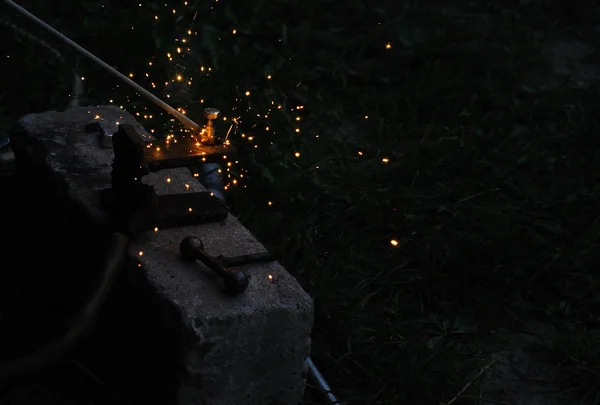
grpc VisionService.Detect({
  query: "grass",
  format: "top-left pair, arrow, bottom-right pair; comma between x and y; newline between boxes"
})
1,0 -> 600,404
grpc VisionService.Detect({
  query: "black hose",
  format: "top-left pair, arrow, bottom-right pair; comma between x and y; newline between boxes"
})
0,232 -> 131,381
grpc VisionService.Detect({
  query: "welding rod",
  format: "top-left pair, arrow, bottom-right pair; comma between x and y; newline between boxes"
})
4,0 -> 202,133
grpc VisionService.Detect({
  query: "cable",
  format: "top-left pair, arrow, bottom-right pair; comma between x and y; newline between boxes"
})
0,232 -> 131,381
307,356 -> 342,404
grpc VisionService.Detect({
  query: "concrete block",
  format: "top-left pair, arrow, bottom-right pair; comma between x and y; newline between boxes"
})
10,106 -> 313,405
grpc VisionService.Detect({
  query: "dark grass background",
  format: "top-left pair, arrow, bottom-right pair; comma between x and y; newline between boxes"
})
1,0 -> 600,404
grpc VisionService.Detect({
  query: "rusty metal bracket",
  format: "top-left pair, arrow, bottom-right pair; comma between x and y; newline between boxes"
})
180,235 -> 277,295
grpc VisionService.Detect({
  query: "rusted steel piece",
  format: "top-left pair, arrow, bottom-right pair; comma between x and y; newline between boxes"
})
143,136 -> 234,172
113,124 -> 235,176
179,235 -> 278,295
215,251 -> 277,268
180,236 -> 249,295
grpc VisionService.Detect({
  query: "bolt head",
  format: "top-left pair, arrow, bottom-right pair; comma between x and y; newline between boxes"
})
180,236 -> 204,260
223,270 -> 249,295
203,108 -> 220,120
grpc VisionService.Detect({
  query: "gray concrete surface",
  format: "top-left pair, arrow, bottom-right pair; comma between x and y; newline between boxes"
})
10,105 -> 313,405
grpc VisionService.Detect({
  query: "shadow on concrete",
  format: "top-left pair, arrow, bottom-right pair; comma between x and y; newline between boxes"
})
0,163 -> 183,405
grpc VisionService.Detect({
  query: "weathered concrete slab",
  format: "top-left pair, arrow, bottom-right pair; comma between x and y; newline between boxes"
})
10,106 -> 313,405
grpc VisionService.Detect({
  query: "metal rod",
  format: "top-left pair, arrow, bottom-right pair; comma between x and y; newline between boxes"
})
4,0 -> 202,133
307,356 -> 341,404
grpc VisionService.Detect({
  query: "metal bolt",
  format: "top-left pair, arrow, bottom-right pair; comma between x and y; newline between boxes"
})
201,107 -> 220,145
180,235 -> 249,295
